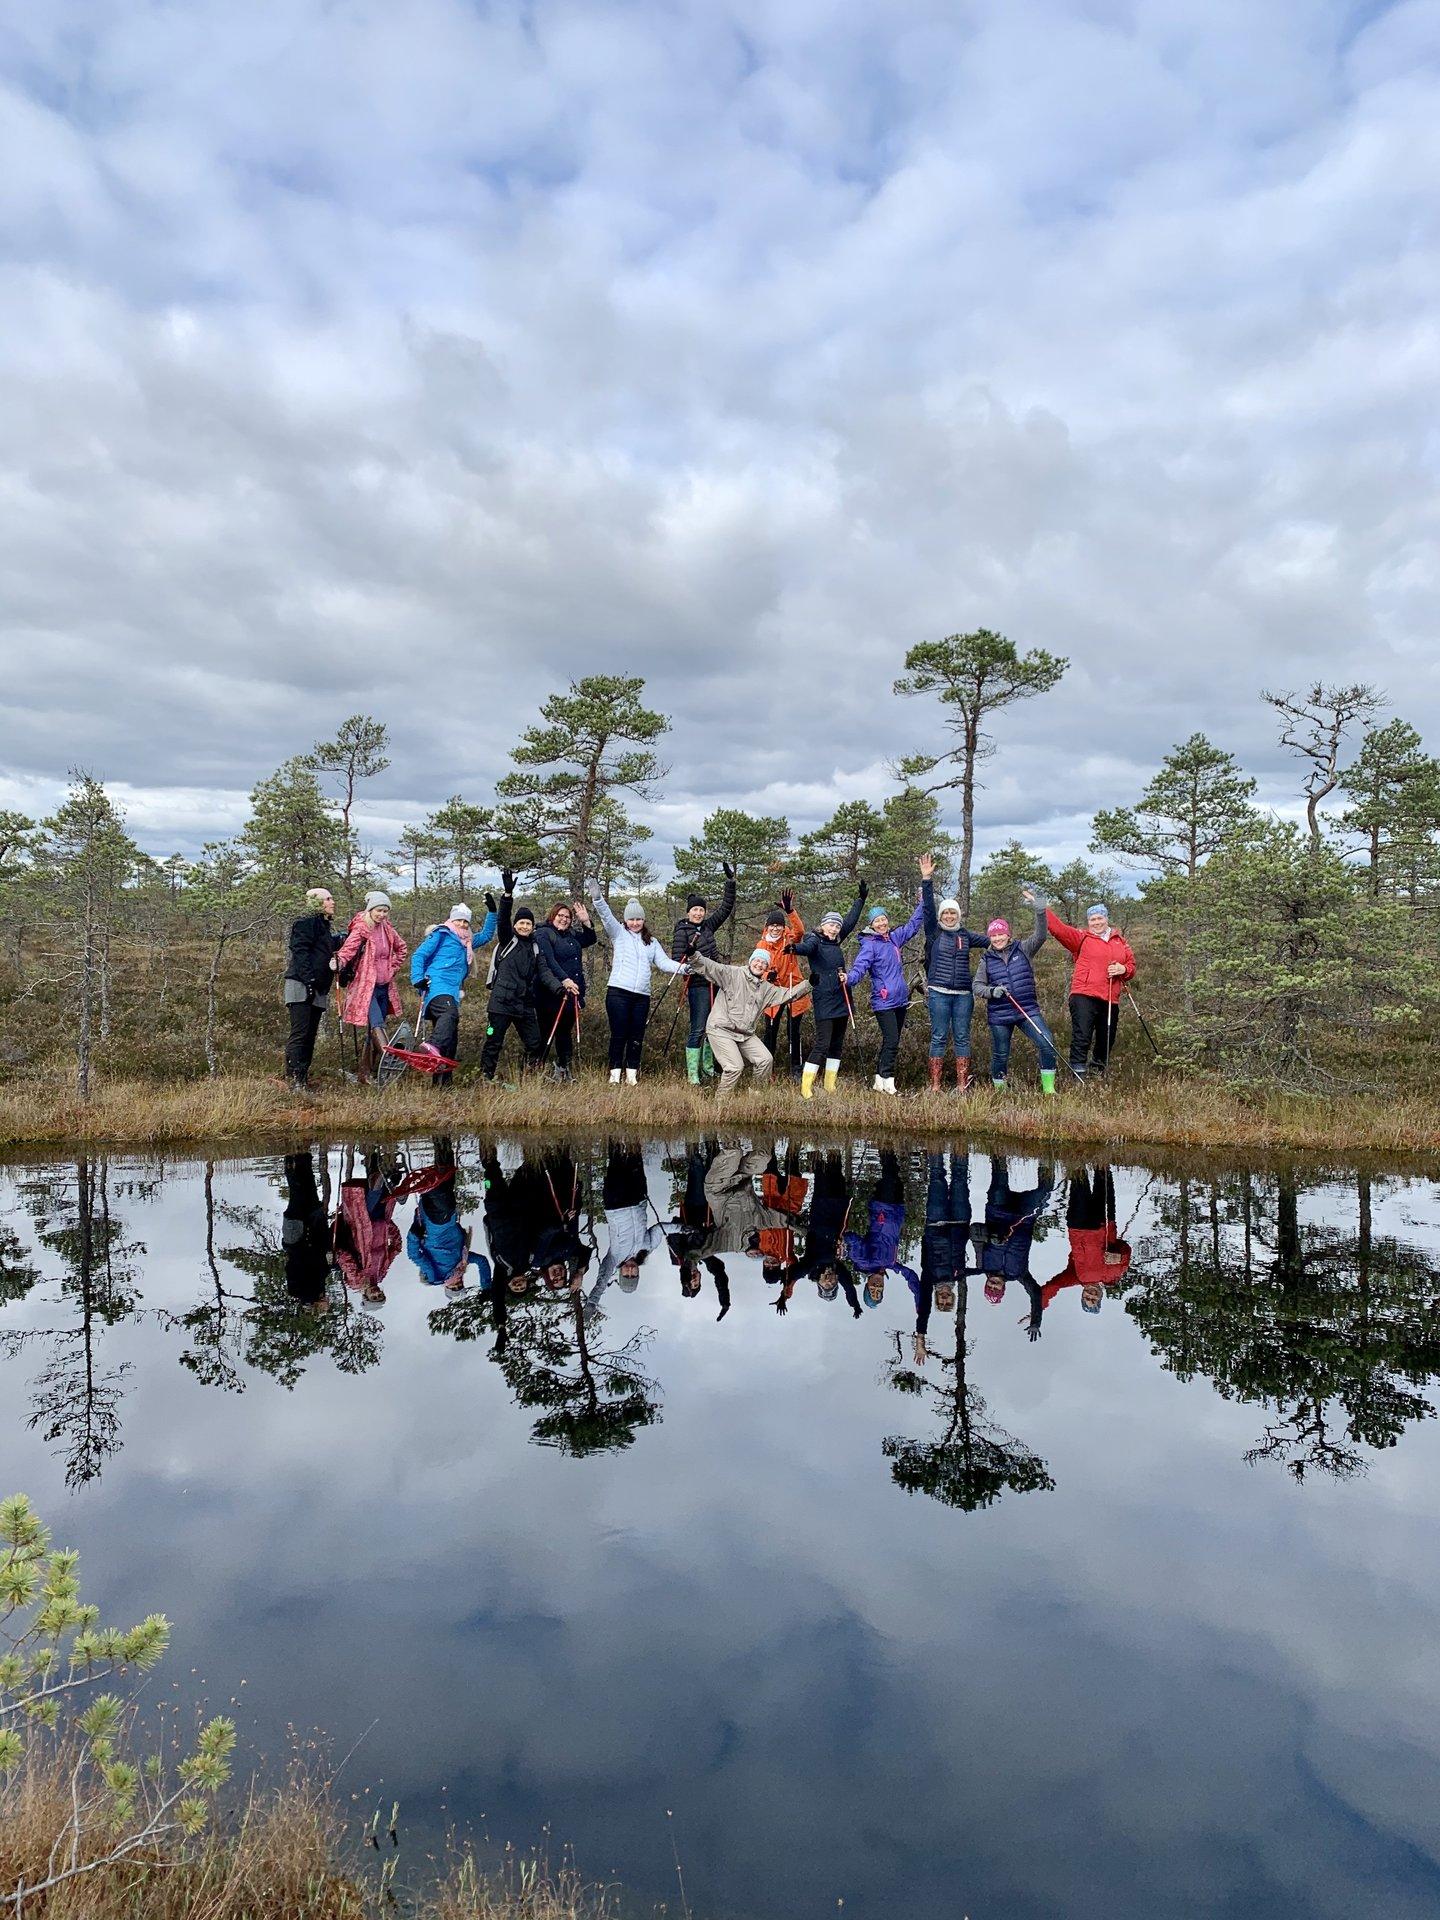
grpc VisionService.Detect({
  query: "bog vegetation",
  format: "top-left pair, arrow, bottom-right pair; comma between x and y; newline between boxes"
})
3,639 -> 1439,1106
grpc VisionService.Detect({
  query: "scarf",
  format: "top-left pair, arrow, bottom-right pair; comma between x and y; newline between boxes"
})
444,918 -> 474,953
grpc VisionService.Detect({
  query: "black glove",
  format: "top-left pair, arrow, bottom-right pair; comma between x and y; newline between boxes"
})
721,860 -> 734,880
773,1295 -> 788,1316
484,891 -> 497,914
417,978 -> 430,996
856,876 -> 869,899
779,888 -> 794,914
1027,1323 -> 1043,1343
501,869 -> 516,895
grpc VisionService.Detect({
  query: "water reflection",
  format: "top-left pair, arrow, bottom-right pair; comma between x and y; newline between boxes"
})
4,1142 -> 1440,1498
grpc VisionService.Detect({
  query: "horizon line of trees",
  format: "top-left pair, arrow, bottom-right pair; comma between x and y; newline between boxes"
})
3,636 -> 1440,1092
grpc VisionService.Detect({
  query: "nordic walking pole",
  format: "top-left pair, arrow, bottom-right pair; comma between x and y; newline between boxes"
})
1125,988 -> 1161,1059
1002,991 -> 1084,1081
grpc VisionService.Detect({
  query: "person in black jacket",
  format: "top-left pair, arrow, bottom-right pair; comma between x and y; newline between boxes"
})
669,863 -> 736,1084
789,881 -> 867,1096
283,887 -> 343,1090
481,880 -> 571,1081
535,901 -> 598,1081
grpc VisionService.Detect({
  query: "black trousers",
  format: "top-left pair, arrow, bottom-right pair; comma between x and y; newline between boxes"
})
763,1007 -> 806,1076
536,987 -> 580,1068
806,1014 -> 849,1066
424,995 -> 460,1086
606,986 -> 651,1070
873,1007 -> 908,1077
1068,1165 -> 1116,1232
285,1000 -> 325,1083
1069,994 -> 1120,1076
481,1004 -> 543,1079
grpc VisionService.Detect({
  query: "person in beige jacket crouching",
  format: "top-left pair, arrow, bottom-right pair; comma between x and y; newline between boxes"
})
685,947 -> 811,1095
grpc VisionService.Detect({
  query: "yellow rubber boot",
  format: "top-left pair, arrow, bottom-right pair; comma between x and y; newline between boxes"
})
801,1063 -> 818,1100
823,1060 -> 840,1093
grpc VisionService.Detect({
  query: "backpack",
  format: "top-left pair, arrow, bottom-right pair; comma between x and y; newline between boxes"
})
337,953 -> 360,989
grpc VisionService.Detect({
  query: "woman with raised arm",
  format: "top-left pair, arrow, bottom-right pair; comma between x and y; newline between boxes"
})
919,853 -> 990,1093
685,943 -> 811,1095
974,895 -> 1057,1094
592,892 -> 687,1084
845,879 -> 927,1094
757,888 -> 809,1081
669,863 -> 737,1083
535,900 -> 598,1082
789,880 -> 867,1098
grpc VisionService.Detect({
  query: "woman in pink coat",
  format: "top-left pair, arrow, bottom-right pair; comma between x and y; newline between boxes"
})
335,891 -> 409,1083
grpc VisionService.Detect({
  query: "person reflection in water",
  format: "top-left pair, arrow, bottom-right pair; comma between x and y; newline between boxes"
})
283,1151 -> 334,1312
483,1147 -> 591,1296
971,1154 -> 1055,1340
746,1147 -> 808,1279
1034,1165 -> 1131,1326
910,1150 -> 974,1363
406,1139 -> 492,1293
588,1142 -> 667,1317
334,1149 -> 404,1308
662,1143 -> 731,1319
775,1150 -> 860,1317
844,1147 -> 916,1312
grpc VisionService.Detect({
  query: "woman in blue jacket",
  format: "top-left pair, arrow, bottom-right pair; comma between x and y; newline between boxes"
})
974,900 -> 1057,1094
409,899 -> 497,1086
844,870 -> 926,1093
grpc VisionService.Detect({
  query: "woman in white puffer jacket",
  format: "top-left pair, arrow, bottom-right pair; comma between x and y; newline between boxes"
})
591,894 -> 687,1083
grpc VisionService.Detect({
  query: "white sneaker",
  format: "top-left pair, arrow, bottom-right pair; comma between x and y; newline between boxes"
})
625,1068 -> 638,1085
608,1068 -> 621,1085
883,1077 -> 897,1094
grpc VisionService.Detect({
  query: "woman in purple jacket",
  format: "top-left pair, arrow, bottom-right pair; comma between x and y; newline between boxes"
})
845,885 -> 926,1092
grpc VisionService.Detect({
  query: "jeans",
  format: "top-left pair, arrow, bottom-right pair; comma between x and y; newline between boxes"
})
686,977 -> 713,1047
605,986 -> 651,1070
1069,994 -> 1120,1076
988,1012 -> 1057,1080
424,994 -> 460,1086
872,1007 -> 907,1077
284,1000 -> 325,1083
926,988 -> 974,1059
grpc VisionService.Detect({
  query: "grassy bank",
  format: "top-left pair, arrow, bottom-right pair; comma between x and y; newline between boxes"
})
0,1071 -> 1436,1165
2,1750 -> 619,1919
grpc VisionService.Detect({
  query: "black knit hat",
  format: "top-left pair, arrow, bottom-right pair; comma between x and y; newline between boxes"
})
764,908 -> 786,927
512,902 -> 536,926
687,892 -> 706,909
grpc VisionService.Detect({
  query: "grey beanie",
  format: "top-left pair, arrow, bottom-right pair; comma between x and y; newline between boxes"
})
364,890 -> 391,911
624,898 -> 644,921
819,908 -> 843,929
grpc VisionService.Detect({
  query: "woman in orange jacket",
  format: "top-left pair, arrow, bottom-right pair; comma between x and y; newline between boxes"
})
757,890 -> 811,1080
1023,886 -> 1136,1080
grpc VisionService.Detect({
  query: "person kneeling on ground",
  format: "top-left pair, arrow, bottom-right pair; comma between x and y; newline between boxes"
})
685,946 -> 811,1094
410,899 -> 497,1088
1023,886 -> 1136,1081
974,900 -> 1058,1095
481,876 -> 573,1081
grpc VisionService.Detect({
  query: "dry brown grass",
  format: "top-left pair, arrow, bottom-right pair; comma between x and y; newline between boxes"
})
1,1748 -> 620,1919
0,1069 -> 1436,1166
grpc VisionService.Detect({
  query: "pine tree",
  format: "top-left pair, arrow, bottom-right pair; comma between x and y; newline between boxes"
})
496,675 -> 669,895
241,759 -> 347,895
307,715 -> 390,893
893,629 -> 1066,914
673,808 -> 791,955
37,776 -> 139,1095
1092,733 -> 1258,880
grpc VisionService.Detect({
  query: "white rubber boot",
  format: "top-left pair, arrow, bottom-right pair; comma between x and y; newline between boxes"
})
609,1067 -> 621,1085
625,1067 -> 638,1085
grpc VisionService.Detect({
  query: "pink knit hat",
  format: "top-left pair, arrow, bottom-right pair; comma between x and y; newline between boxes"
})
987,917 -> 1010,938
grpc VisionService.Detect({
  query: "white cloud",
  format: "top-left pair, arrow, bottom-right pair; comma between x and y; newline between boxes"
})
2,0 -> 1438,875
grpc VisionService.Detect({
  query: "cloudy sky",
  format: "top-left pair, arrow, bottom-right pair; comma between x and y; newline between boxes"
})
2,0 -> 1438,877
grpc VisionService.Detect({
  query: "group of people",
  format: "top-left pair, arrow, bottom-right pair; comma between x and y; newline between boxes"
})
282,859 -> 1137,1097
282,1137 -> 1133,1346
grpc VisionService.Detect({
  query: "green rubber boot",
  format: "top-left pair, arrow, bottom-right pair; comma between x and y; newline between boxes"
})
685,1046 -> 702,1086
1040,1069 -> 1057,1096
701,1040 -> 716,1080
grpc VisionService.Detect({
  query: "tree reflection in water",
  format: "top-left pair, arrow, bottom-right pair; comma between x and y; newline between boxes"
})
1126,1169 -> 1440,1481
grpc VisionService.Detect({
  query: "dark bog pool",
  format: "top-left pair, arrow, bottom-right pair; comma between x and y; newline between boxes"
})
3,1135 -> 1440,1919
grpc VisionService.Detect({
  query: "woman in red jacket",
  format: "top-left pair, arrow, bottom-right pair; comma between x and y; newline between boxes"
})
1023,886 -> 1135,1080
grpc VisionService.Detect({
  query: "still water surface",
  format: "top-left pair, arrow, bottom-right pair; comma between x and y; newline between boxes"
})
2,1136 -> 1440,1919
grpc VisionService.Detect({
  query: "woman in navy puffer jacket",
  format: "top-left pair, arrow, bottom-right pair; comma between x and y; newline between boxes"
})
919,855 -> 989,1092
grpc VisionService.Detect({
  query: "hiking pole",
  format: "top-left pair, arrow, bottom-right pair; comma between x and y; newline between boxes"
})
1002,991 -> 1084,1082
1125,988 -> 1161,1058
